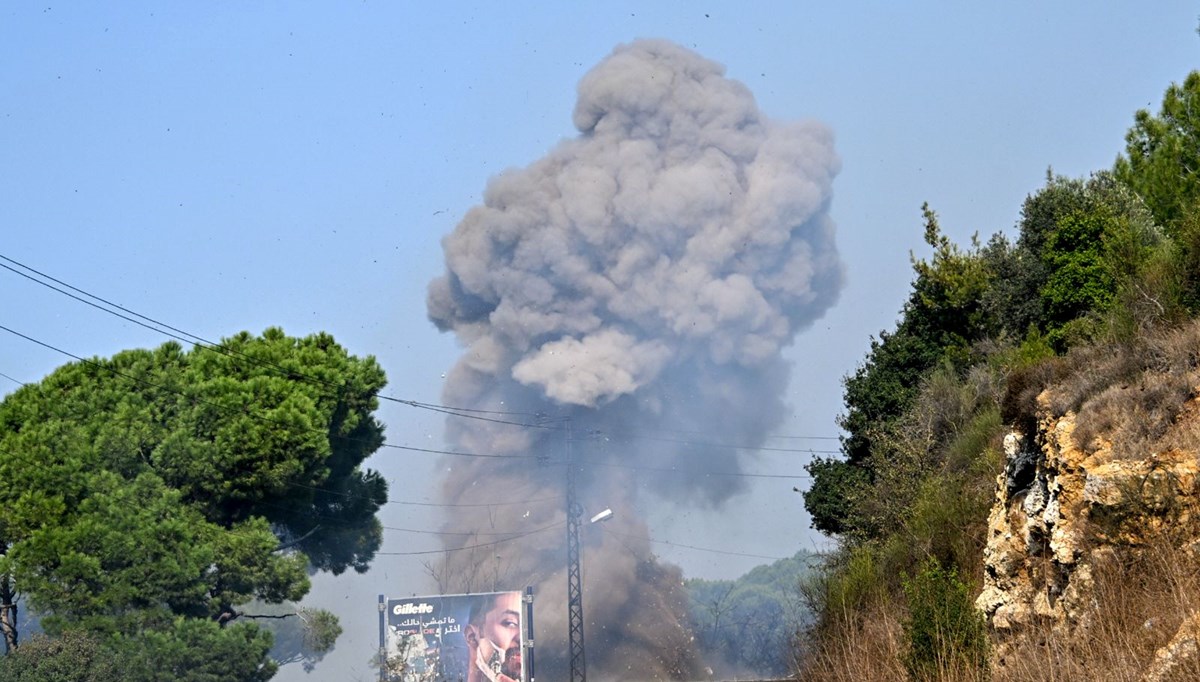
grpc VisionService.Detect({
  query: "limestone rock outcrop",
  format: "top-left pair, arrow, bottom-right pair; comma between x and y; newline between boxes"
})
976,392 -> 1200,639
1142,613 -> 1200,682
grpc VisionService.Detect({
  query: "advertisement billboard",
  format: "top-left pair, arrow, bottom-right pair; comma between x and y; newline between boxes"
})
379,591 -> 527,682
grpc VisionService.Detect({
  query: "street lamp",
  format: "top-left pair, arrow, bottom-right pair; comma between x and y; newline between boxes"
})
589,508 -> 614,524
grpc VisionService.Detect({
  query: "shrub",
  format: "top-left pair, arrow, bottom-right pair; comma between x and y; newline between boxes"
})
902,559 -> 989,682
0,631 -> 121,682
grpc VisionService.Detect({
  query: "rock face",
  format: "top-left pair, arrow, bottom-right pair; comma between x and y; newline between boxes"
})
1143,613 -> 1200,682
976,392 -> 1200,638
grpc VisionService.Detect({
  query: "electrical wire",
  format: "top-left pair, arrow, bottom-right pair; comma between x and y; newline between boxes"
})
0,253 -> 844,449
0,441 -> 789,561
390,399 -> 543,418
3,325 -> 816,483
0,256 -> 367,396
601,528 -> 787,561
0,322 -> 548,462
374,521 -> 564,556
254,498 -> 544,538
0,255 -> 553,431
4,254 -> 840,485
286,480 -> 561,509
0,371 -> 27,387
391,400 -> 562,431
580,429 -> 841,455
577,459 -> 811,480
1,324 -> 814,483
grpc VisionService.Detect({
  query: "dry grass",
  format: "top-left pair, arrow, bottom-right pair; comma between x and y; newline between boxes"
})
798,598 -> 991,682
1001,321 -> 1200,461
1070,370 -> 1193,459
993,538 -> 1200,682
798,601 -> 910,682
801,322 -> 1200,681
797,531 -> 1200,681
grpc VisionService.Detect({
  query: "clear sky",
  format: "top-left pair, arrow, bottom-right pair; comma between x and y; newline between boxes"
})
2,2 -> 1197,679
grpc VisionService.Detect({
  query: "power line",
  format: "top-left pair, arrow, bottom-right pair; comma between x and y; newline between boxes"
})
0,327 -> 814,482
0,460 -> 561,553
374,521 -> 564,556
2,325 -> 815,482
601,528 -> 787,561
380,525 -> 540,538
0,371 -> 27,387
255,498 -> 545,538
576,428 -> 840,455
287,480 -> 561,509
387,496 -> 559,509
0,251 -> 537,414
577,459 -> 811,480
0,255 -> 550,424
1,254 -> 844,449
3,442 -> 789,561
0,322 -> 549,463
393,400 -> 561,431
0,255 -> 368,398
2,254 -> 842,496
392,399 -> 543,418
599,423 -> 840,443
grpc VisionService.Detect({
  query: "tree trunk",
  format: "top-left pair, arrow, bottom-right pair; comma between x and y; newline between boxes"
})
0,569 -> 17,654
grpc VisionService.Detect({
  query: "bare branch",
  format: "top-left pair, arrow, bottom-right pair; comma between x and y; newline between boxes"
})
276,524 -> 323,553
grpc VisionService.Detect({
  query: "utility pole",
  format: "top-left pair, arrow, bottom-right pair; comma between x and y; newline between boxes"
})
565,421 -> 587,682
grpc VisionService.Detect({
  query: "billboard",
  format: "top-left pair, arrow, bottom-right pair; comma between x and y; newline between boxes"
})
379,591 -> 527,682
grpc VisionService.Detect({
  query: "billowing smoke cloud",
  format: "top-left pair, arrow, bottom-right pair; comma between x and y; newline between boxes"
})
427,39 -> 842,679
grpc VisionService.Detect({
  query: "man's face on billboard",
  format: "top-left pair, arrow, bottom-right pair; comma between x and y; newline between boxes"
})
469,592 -> 523,680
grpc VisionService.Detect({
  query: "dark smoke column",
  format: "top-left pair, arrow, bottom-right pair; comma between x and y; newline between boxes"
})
427,40 -> 842,680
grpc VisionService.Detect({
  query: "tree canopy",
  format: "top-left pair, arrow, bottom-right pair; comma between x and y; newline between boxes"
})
0,328 -> 388,679
686,551 -> 816,676
799,68 -> 1200,679
1115,70 -> 1200,229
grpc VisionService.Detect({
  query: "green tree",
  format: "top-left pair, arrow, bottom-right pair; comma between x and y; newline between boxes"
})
807,205 -> 993,536
0,329 -> 387,677
984,171 -> 1169,349
1114,71 -> 1200,313
257,606 -> 343,673
1115,71 -> 1200,229
0,631 -> 121,682
686,551 -> 815,676
113,619 -> 278,682
1039,209 -> 1116,330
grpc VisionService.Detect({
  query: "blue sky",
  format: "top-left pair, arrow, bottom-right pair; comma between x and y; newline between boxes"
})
2,2 -> 1197,678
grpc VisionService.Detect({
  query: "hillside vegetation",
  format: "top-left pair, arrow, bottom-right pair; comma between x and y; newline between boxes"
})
687,551 -> 817,677
799,69 -> 1200,681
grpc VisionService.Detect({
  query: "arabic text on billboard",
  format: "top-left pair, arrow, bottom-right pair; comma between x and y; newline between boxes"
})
381,591 -> 525,682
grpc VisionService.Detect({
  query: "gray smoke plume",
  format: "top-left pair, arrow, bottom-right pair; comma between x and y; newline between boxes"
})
427,39 -> 842,679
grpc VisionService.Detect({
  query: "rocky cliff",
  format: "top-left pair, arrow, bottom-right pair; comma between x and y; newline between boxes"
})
978,382 -> 1200,678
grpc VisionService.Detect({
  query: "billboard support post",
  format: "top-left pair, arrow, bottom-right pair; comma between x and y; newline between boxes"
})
524,585 -> 536,682
377,594 -> 387,682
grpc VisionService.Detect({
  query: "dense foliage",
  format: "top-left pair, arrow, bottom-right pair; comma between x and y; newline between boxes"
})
800,69 -> 1200,680
0,329 -> 387,679
1114,70 -> 1200,229
685,551 -> 815,676
901,560 -> 988,681
0,631 -> 121,682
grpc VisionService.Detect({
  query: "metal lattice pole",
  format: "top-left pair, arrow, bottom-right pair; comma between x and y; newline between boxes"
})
566,424 -> 587,682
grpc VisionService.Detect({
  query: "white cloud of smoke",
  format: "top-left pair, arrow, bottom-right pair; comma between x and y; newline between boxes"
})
427,39 -> 842,679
